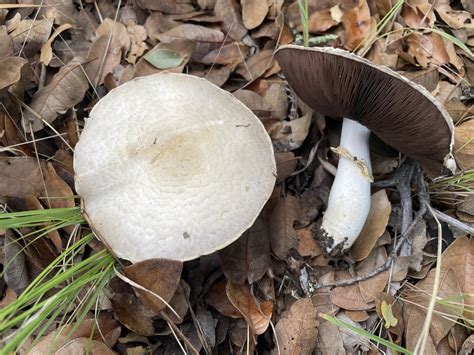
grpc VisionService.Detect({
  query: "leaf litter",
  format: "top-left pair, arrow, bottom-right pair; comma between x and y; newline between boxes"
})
0,0 -> 473,354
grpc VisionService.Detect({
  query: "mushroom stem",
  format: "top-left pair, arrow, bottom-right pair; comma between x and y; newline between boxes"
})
320,118 -> 372,255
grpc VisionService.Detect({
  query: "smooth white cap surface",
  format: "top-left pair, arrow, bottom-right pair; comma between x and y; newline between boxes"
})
74,73 -> 276,263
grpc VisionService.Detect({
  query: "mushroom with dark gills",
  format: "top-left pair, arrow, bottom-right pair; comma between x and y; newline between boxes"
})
74,73 -> 276,263
275,45 -> 455,256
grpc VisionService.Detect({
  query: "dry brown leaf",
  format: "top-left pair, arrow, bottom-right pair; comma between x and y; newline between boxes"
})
275,152 -> 298,184
442,236 -> 474,321
271,298 -> 318,355
402,1 -> 436,28
40,23 -> 73,65
269,194 -> 301,259
454,119 -> 474,170
460,334 -> 474,354
122,259 -> 183,314
236,49 -> 275,81
403,32 -> 433,68
357,247 -> 389,302
269,111 -> 312,151
403,268 -> 463,348
435,4 -> 473,30
126,24 -> 148,64
29,317 -> 120,354
457,196 -> 474,218
42,163 -> 75,209
219,217 -> 271,284
144,12 -> 181,41
0,288 -> 17,309
111,293 -> 155,336
448,324 -> 469,353
76,8 -> 98,41
429,32 -> 463,70
24,57 -> 88,132
35,0 -> 77,27
95,18 -> 130,54
341,0 -> 372,50
226,282 -> 273,335
0,26 -> 13,60
0,57 -> 27,90
310,7 -> 341,33
195,65 -> 230,87
263,81 -> 289,119
158,24 -> 224,61
195,307 -> 217,350
85,36 -> 122,87
344,310 -> 369,322
215,0 -> 248,41
295,224 -> 323,258
0,157 -> 44,197
351,190 -> 391,261
242,0 -> 269,30
8,18 -> 53,55
206,281 -> 242,318
137,0 -> 194,14
317,320 -> 345,355
233,89 -> 272,116
201,42 -> 249,70
4,230 -> 29,296
402,67 -> 439,92
163,280 -> 190,324
331,271 -> 372,310
56,338 -> 114,355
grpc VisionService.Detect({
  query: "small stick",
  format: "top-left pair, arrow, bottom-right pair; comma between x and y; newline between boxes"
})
430,209 -> 474,235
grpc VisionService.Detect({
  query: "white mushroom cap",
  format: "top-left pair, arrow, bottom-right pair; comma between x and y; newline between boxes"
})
74,73 -> 276,263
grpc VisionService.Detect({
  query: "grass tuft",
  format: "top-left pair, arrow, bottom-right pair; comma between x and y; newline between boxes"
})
0,208 -> 116,354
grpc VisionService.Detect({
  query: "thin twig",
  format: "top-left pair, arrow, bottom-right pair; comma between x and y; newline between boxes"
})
430,209 -> 474,235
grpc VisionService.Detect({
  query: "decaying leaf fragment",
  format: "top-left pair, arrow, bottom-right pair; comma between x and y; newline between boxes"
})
0,157 -> 44,197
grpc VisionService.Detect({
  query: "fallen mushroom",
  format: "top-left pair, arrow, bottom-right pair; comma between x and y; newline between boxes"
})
74,73 -> 276,263
275,45 -> 455,255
